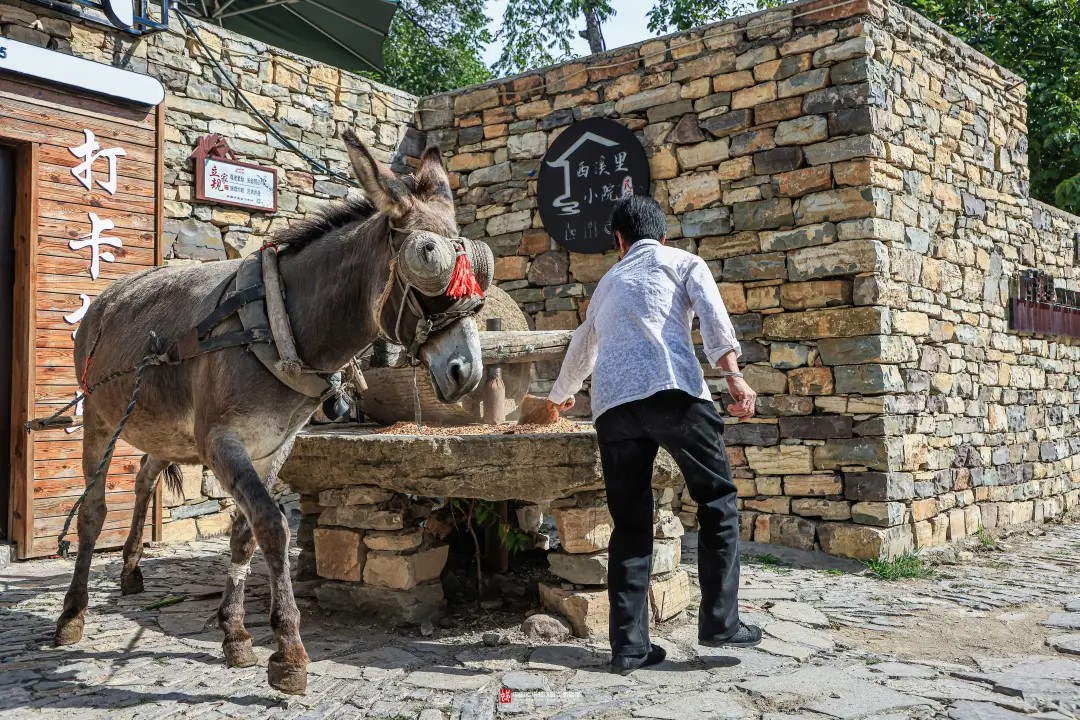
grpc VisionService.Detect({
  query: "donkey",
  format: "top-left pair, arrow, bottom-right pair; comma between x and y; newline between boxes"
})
53,130 -> 490,694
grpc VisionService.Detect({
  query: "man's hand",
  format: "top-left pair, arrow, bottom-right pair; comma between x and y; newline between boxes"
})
518,395 -> 572,425
726,376 -> 756,419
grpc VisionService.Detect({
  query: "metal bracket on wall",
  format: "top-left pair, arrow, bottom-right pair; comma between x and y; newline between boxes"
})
22,0 -> 170,36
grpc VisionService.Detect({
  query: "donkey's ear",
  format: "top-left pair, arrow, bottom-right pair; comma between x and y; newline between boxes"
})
343,128 -> 410,219
413,145 -> 452,201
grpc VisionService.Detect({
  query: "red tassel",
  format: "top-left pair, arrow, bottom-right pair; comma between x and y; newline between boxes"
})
446,251 -> 482,299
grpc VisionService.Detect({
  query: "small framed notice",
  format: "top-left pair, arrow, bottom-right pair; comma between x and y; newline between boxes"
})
190,134 -> 278,212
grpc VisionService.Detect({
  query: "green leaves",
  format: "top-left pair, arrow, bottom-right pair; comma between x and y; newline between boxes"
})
646,0 -> 791,34
368,0 -> 493,96
495,0 -> 615,76
450,498 -> 532,554
647,0 -> 740,33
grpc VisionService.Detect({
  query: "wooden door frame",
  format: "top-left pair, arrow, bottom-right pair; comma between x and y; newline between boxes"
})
6,140 -> 37,559
3,100 -> 165,558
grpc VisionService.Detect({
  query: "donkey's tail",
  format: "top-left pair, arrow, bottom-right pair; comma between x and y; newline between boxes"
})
162,464 -> 185,500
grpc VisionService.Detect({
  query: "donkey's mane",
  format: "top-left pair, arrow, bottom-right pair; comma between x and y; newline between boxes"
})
275,198 -> 378,249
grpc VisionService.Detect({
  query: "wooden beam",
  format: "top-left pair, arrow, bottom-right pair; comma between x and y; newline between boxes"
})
9,141 -> 38,559
479,330 -> 573,364
152,102 -> 165,543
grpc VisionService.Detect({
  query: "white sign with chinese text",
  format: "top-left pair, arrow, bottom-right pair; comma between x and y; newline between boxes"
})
199,159 -> 277,211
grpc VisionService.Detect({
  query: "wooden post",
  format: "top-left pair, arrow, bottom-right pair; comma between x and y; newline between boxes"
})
482,318 -> 506,424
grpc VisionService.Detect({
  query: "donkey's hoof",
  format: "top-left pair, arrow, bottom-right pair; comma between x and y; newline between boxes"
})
120,568 -> 144,596
53,616 -> 84,646
223,639 -> 258,668
268,659 -> 308,695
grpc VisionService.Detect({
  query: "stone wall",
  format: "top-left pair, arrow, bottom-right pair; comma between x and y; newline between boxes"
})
411,0 -> 1080,560
2,0 -> 418,543
869,2 -> 1080,552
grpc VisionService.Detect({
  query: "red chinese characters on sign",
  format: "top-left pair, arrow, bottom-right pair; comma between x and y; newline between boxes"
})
190,134 -> 277,212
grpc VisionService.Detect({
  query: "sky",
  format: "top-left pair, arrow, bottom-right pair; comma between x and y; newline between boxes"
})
480,0 -> 670,66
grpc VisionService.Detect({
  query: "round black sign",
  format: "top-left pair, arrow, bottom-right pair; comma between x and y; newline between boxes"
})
537,118 -> 651,254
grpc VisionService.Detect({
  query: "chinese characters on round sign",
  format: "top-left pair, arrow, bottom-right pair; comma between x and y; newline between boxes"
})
537,118 -> 651,254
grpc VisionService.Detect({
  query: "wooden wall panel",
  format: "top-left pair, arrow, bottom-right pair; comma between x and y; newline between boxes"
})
3,81 -> 162,559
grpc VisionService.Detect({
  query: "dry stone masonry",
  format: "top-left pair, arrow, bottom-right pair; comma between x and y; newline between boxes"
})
8,0 -> 1080,573
281,428 -> 692,632
412,0 -> 1080,562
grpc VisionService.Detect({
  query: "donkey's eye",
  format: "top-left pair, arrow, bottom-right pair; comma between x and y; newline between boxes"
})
423,241 -> 437,254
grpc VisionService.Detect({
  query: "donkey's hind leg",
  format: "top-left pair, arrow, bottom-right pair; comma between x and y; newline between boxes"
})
119,455 -> 169,595
205,429 -> 308,693
219,512 -> 258,668
54,411 -> 113,646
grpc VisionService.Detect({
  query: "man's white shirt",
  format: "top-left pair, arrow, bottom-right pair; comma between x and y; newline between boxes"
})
548,239 -> 741,419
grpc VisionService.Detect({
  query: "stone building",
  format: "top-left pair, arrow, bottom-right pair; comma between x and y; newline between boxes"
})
410,0 -> 1080,559
3,0 -> 1078,566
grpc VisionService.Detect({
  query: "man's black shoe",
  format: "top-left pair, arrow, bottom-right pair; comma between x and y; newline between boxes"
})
699,622 -> 762,648
610,644 -> 667,675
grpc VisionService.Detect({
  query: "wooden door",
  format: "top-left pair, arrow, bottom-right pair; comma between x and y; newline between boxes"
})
0,145 -> 13,540
1,76 -> 164,558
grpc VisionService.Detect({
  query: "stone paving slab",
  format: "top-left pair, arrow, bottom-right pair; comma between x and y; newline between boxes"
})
3,526 -> 1080,718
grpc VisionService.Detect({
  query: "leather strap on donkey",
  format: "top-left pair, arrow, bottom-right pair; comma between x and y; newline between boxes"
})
168,248 -> 337,400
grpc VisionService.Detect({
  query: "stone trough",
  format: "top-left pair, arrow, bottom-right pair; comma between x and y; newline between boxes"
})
279,421 -> 693,637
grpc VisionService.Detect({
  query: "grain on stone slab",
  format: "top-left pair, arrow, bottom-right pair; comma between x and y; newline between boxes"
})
377,419 -> 588,436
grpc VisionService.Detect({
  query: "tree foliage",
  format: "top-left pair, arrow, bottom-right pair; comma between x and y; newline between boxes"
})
897,0 -> 1080,214
647,0 -> 740,34
495,0 -> 615,76
370,0 -> 493,97
647,0 -> 788,33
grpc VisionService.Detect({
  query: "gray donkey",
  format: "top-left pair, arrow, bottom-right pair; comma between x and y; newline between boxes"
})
53,130 -> 491,694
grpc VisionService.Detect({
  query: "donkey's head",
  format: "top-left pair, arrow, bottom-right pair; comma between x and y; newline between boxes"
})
343,129 -> 490,403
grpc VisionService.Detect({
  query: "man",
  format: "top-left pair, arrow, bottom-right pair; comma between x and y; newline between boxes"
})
545,194 -> 761,674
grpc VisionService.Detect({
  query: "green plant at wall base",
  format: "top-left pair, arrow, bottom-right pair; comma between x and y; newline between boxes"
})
450,499 -> 531,555
368,0 -> 493,96
865,552 -> 933,580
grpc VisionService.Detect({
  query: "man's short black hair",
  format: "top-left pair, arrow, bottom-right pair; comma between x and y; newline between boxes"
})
610,194 -> 667,247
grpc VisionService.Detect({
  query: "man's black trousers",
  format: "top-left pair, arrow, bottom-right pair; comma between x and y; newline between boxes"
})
594,389 -> 741,657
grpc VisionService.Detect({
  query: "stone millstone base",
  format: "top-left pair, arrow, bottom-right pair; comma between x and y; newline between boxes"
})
539,568 -> 693,639
316,580 -> 444,626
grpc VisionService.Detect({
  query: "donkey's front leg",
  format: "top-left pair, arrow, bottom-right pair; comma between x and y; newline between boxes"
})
205,430 -> 308,694
219,512 -> 258,668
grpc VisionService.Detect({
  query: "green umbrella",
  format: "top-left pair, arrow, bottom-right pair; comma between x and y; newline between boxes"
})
183,0 -> 398,72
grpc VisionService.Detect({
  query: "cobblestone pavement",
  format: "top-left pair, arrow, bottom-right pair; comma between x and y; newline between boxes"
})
3,522 -> 1080,720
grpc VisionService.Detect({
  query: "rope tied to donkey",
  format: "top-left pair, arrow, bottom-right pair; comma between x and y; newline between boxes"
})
50,334 -> 170,557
